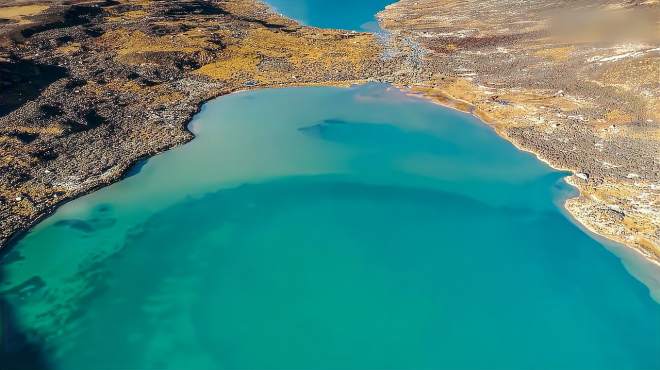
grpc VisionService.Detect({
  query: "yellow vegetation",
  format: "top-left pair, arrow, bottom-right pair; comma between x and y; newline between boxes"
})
107,9 -> 147,22
1,125 -> 64,136
638,238 -> 660,260
56,42 -> 80,54
604,110 -> 635,124
100,29 -> 205,56
534,46 -> 575,62
196,54 -> 259,80
623,216 -> 656,234
196,28 -> 376,83
0,5 -> 48,24
601,58 -> 660,87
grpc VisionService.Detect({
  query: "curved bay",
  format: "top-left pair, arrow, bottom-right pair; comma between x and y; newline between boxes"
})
1,84 -> 659,370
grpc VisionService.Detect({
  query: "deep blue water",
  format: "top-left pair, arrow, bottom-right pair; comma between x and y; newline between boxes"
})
1,84 -> 659,370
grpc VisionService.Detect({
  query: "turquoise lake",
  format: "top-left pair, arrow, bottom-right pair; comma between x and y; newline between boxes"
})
264,0 -> 394,31
1,84 -> 659,369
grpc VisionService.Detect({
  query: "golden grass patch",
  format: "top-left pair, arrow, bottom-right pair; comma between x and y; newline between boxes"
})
604,109 -> 635,124
638,238 -> 660,259
109,9 -> 147,21
534,46 -> 575,62
1,125 -> 64,136
600,57 -> 660,88
56,43 -> 81,54
99,29 -> 216,58
196,27 -> 377,82
0,5 -> 48,20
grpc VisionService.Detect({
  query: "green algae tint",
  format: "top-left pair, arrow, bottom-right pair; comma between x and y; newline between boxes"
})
1,85 -> 659,370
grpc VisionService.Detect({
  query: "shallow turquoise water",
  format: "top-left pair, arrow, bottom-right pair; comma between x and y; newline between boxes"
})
264,0 -> 394,31
1,85 -> 659,370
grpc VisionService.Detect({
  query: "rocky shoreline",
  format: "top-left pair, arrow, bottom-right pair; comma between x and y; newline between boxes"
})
0,0 -> 396,248
378,0 -> 660,265
402,87 -> 660,266
1,0 -> 658,267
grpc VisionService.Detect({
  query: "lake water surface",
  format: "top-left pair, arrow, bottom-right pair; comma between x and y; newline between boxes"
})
1,84 -> 659,370
264,0 -> 394,31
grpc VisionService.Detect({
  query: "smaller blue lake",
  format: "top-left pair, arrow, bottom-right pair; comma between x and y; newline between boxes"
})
264,0 -> 394,31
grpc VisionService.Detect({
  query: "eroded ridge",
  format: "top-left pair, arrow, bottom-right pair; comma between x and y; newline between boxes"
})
379,0 -> 660,263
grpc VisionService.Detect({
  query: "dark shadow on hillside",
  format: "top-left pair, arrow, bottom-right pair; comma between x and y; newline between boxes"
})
0,59 -> 67,118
